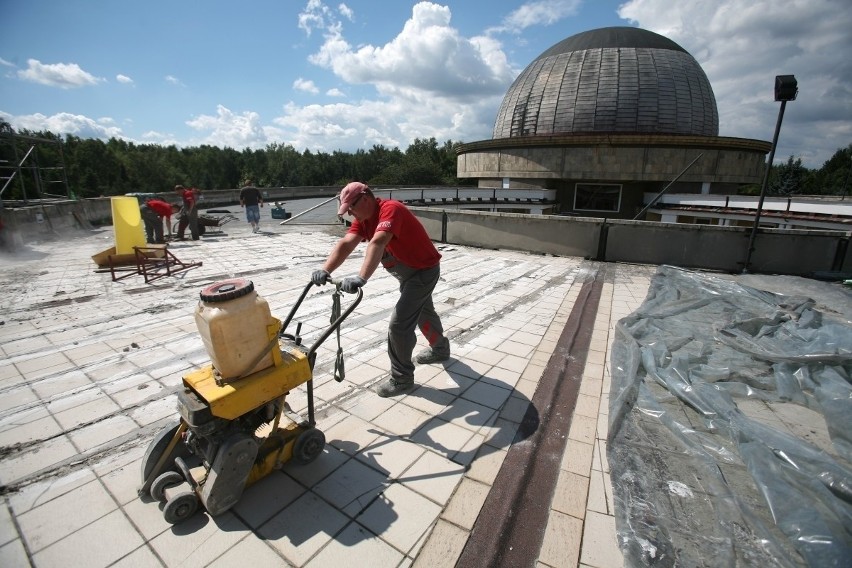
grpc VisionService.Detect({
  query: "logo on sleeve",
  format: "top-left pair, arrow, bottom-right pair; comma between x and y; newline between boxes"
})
377,221 -> 393,231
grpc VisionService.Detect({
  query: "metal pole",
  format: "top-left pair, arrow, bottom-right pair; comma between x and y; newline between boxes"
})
278,195 -> 339,224
633,153 -> 704,220
743,100 -> 787,273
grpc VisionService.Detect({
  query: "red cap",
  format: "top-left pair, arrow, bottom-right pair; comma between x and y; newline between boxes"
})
337,182 -> 369,216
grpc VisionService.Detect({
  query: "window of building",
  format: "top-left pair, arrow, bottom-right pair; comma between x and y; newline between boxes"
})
574,184 -> 622,212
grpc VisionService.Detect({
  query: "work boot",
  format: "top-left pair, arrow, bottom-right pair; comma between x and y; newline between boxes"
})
414,337 -> 451,365
376,377 -> 414,398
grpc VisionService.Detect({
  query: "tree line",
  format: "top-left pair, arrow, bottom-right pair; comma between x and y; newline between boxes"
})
0,124 -> 470,200
1,120 -> 850,200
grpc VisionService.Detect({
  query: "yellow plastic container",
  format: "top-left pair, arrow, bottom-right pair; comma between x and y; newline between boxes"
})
111,196 -> 147,254
195,279 -> 276,381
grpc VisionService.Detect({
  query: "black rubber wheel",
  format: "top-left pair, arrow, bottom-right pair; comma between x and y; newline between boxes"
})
150,471 -> 184,501
141,421 -> 188,483
163,491 -> 199,524
292,428 -> 325,465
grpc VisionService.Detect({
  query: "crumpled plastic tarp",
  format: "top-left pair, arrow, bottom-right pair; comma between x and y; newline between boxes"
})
608,266 -> 852,567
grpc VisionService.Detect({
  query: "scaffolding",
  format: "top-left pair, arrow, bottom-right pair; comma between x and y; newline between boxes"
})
0,126 -> 72,208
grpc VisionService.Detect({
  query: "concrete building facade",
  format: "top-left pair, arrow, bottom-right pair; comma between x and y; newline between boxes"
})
457,27 -> 773,219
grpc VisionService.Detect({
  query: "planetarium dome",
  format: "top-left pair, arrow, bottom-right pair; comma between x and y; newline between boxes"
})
492,26 -> 719,138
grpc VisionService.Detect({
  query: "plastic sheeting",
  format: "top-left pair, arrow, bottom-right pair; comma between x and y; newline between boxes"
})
608,266 -> 852,567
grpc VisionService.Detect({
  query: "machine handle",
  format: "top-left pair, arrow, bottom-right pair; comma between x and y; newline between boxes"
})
279,278 -> 363,354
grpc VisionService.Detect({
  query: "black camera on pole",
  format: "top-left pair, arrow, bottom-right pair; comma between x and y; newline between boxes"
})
775,75 -> 798,102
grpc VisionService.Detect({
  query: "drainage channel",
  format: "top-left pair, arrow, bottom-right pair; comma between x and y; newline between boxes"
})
456,263 -> 607,567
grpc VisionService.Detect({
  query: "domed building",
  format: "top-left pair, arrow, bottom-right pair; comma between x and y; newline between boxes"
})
456,27 -> 772,218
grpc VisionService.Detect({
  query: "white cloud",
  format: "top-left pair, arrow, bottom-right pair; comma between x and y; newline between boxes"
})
294,78 -> 320,93
326,88 -> 345,97
338,3 -> 354,21
116,74 -> 134,85
309,2 -> 515,98
185,104 -> 273,149
5,111 -> 124,139
491,0 -> 582,33
17,59 -> 104,89
165,75 -> 185,86
298,0 -> 335,36
618,0 -> 852,167
0,57 -> 15,67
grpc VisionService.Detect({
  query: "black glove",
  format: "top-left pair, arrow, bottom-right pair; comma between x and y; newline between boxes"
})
341,275 -> 366,293
311,269 -> 330,286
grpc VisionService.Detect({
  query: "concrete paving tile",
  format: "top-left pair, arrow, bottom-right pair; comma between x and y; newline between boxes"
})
0,435 -> 79,487
64,342 -> 121,366
466,446 -> 507,486
324,414 -> 382,456
259,492 -> 350,567
552,470 -> 589,519
130,396 -> 178,426
520,362 -> 545,381
355,435 -> 426,480
307,521 -> 404,568
31,509 -> 144,568
562,438 -> 594,477
52,393 -> 122,431
400,450 -> 465,504
68,414 -> 139,452
358,482 -> 441,555
459,381 -> 511,413
17,478 -> 118,553
568,413 -> 597,445
0,408 -> 63,447
0,538 -> 30,568
336,390 -> 395,422
411,417 -> 477,461
315,456 -> 389,516
498,393 -> 532,424
580,376 -> 603,398
13,352 -> 75,380
0,365 -> 24,388
371,401 -> 430,437
539,510 -> 583,568
0,384 -> 38,414
452,431 -> 486,467
232,470 -> 306,528
586,468 -> 608,515
481,365 -> 522,389
574,393 -> 600,419
108,544 -> 164,568
0,503 -> 18,547
405,385 -> 455,416
440,477 -> 490,530
445,358 -> 490,380
30,369 -> 92,399
494,353 -> 529,374
424,369 -> 476,396
150,511 -> 250,568
411,518 -> 467,568
580,511 -> 623,568
282,444 -> 349,489
513,377 -> 537,400
207,536 -> 288,567
3,335 -> 53,356
121,494 -> 175,541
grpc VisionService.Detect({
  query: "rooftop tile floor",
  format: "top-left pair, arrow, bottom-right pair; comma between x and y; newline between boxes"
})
0,209 -> 844,567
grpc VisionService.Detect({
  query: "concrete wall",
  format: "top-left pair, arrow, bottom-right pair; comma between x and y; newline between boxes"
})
3,196 -> 850,278
411,207 -> 851,277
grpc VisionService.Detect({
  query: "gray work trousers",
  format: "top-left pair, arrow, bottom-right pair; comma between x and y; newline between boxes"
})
383,254 -> 445,383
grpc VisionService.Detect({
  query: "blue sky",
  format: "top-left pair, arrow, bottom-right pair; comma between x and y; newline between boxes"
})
1,0 -> 849,169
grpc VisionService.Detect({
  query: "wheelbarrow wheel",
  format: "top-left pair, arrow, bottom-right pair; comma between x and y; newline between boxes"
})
163,491 -> 198,524
141,421 -> 187,482
292,428 -> 325,465
150,471 -> 184,501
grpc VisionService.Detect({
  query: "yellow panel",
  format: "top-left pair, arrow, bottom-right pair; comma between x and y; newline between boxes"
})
111,196 -> 147,254
184,347 -> 312,420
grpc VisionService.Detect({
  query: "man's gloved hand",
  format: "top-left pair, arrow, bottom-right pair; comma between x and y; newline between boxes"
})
311,269 -> 330,286
341,275 -> 366,293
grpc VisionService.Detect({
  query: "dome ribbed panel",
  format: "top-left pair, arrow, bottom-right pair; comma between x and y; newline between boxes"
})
492,27 -> 719,139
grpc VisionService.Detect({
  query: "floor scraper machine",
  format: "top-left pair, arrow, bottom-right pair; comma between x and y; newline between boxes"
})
138,276 -> 360,524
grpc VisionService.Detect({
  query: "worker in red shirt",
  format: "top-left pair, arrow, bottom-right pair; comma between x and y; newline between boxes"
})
140,198 -> 179,244
175,184 -> 201,240
312,182 -> 451,397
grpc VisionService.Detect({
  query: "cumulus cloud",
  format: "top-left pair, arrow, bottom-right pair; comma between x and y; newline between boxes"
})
185,104 -> 273,148
5,111 -> 124,139
165,75 -> 185,87
618,0 -> 852,167
17,59 -> 104,89
294,78 -> 320,93
489,0 -> 582,33
116,74 -> 134,85
309,2 -> 515,98
326,88 -> 345,97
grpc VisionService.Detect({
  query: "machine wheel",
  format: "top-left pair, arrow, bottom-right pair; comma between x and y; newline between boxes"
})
292,428 -> 325,465
150,471 -> 184,501
141,421 -> 188,483
163,491 -> 199,524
